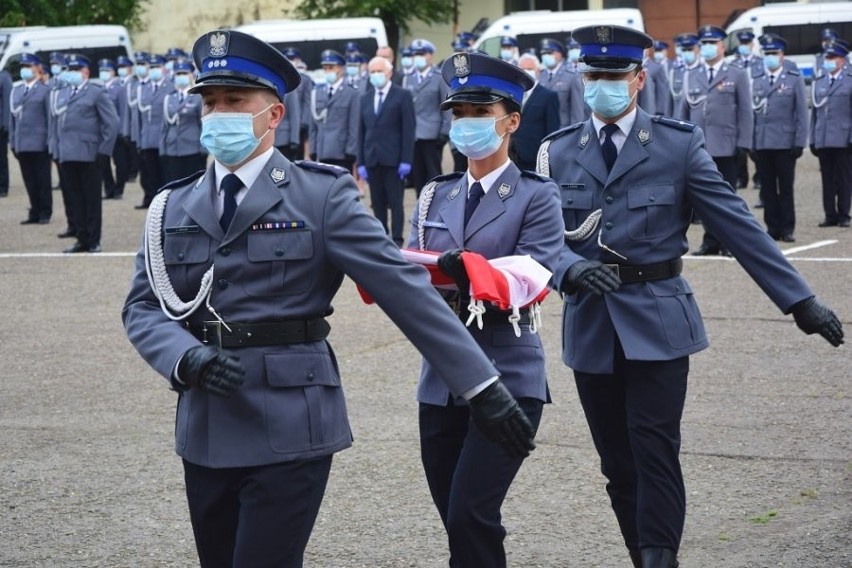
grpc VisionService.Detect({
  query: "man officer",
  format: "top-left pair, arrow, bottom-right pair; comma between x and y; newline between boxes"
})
309,49 -> 360,172
122,30 -> 535,568
537,24 -> 843,568
538,38 -> 587,127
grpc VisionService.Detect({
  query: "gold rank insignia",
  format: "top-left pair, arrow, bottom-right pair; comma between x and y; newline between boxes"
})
580,132 -> 590,147
449,186 -> 461,199
498,183 -> 511,198
637,129 -> 650,143
270,168 -> 286,183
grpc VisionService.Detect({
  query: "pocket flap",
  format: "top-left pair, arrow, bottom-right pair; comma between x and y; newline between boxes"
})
163,234 -> 210,265
265,352 -> 339,387
248,230 -> 313,262
647,278 -> 693,297
627,184 -> 676,209
561,185 -> 593,210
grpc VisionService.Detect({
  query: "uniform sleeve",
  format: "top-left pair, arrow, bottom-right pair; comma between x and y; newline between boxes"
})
0,72 -> 12,130
287,90 -> 301,146
545,90 -> 561,136
512,178 -> 565,278
639,71 -> 656,115
400,89 -> 416,164
735,68 -> 754,150
794,74 -> 809,149
345,92 -> 360,158
96,89 -> 120,156
568,74 -> 585,125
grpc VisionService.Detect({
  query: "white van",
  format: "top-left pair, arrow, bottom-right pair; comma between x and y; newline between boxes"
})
234,17 -> 388,75
472,8 -> 645,57
725,2 -> 852,81
0,25 -> 134,74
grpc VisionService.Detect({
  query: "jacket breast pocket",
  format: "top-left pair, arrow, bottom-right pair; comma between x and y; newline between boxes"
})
245,229 -> 314,297
648,279 -> 706,349
163,231 -> 212,298
627,184 -> 676,240
561,184 -> 594,230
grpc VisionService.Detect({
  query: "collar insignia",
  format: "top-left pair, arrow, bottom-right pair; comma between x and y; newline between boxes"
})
208,32 -> 229,58
449,186 -> 461,200
498,183 -> 511,198
637,129 -> 650,143
270,167 -> 286,183
580,132 -> 590,147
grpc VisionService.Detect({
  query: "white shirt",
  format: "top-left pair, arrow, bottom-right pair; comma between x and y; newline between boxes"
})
591,107 -> 638,155
213,146 -> 274,217
465,158 -> 512,197
706,59 -> 724,81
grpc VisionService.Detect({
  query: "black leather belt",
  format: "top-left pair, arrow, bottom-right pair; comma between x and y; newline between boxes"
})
604,258 -> 683,284
187,318 -> 330,348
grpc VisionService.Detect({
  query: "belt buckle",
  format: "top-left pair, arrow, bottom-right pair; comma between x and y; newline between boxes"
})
604,264 -> 620,278
202,320 -> 223,345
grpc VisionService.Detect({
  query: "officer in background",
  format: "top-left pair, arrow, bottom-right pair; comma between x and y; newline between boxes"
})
732,31 -> 764,192
406,38 -> 450,196
48,53 -> 76,237
0,64 -> 12,197
122,29 -> 535,568
653,40 -> 672,74
52,54 -> 119,253
814,28 -> 838,80
98,59 -> 122,199
345,52 -> 368,90
643,41 -> 671,115
538,38 -> 587,127
399,46 -> 415,82
498,36 -> 520,65
160,59 -> 206,182
566,35 -> 582,72
512,53 -> 560,171
273,74 -> 302,161
752,34 -> 808,242
668,34 -> 699,117
11,53 -> 52,223
136,54 -> 175,209
111,55 -> 136,199
538,25 -> 843,568
810,39 -> 852,228
310,49 -> 360,172
678,25 -> 753,256
282,47 -> 314,161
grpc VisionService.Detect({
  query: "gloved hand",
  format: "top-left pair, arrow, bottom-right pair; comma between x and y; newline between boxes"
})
178,346 -> 247,396
437,248 -> 470,293
437,134 -> 449,147
468,380 -> 535,458
96,153 -> 111,165
792,147 -> 804,159
791,296 -> 844,347
357,165 -> 368,180
397,162 -> 412,179
563,260 -> 621,295
809,145 -> 819,158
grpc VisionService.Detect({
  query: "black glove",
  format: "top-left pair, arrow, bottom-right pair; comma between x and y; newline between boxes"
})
809,145 -> 819,158
178,346 -> 247,396
791,296 -> 844,347
468,381 -> 535,458
563,260 -> 621,295
437,248 -> 470,293
437,134 -> 449,147
792,147 -> 804,159
735,147 -> 749,159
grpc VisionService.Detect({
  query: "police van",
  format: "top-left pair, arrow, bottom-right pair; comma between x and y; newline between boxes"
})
472,8 -> 645,57
0,25 -> 134,76
234,17 -> 388,76
725,1 -> 852,81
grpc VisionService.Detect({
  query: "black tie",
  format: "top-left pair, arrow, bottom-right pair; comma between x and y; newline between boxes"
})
219,174 -> 242,232
769,75 -> 775,86
708,67 -> 714,83
376,90 -> 384,114
830,76 -> 835,88
464,182 -> 484,227
328,86 -> 334,97
71,87 -> 78,97
601,123 -> 619,173
179,92 -> 185,103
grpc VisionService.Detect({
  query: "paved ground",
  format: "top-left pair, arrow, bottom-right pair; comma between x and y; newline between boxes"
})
0,152 -> 849,567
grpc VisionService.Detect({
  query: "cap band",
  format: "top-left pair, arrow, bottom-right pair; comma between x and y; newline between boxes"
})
581,44 -> 644,61
449,74 -> 523,105
199,55 -> 286,98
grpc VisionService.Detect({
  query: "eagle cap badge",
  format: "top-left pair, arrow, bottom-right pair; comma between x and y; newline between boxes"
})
595,26 -> 612,45
453,53 -> 471,78
208,31 -> 229,58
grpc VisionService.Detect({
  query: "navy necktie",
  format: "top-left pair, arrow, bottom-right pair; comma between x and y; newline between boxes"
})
464,182 -> 484,227
219,174 -> 242,232
601,123 -> 619,173
376,90 -> 384,114
708,67 -> 714,83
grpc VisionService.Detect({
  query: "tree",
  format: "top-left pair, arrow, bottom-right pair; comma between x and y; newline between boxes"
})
0,0 -> 148,31
292,0 -> 460,56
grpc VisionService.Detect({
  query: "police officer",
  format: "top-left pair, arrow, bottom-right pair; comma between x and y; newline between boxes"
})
498,36 -> 520,65
160,59 -> 206,181
0,61 -> 12,197
136,54 -> 175,208
97,58 -> 122,199
52,54 -> 119,253
48,53 -> 76,237
752,34 -> 808,242
679,25 -> 753,256
399,46 -> 415,83
122,29 -> 535,568
732,31 -> 764,191
653,40 -> 672,74
11,53 -> 52,223
111,55 -> 136,198
539,25 -> 844,568
409,51 -> 563,568
538,38 -> 587,127
642,41 -> 671,115
406,38 -> 450,196
282,47 -> 314,161
810,39 -> 852,228
309,49 -> 360,172
566,35 -> 582,73
345,52 -> 368,90
273,81 -> 302,161
668,34 -> 699,116
814,28 -> 839,80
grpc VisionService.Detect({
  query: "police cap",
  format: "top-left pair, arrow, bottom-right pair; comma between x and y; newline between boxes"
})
457,31 -> 478,44
346,52 -> 365,64
410,39 -> 436,54
116,55 -> 133,67
653,40 -> 668,51
821,28 -> 838,41
566,35 -> 581,49
439,51 -> 533,111
98,58 -> 116,71
49,52 -> 65,65
573,25 -> 652,73
173,59 -> 194,73
736,31 -> 755,43
320,49 -> 346,66
824,39 -> 849,58
500,36 -> 518,48
283,46 -> 301,60
344,41 -> 360,54
451,38 -> 467,51
65,54 -> 90,69
539,38 -> 565,55
148,54 -> 166,66
20,53 -> 42,66
758,34 -> 786,53
165,47 -> 187,60
401,47 -> 414,57
697,25 -> 727,42
190,29 -> 302,101
675,33 -> 699,49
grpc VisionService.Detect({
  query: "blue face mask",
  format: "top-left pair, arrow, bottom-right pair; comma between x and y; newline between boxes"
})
400,56 -> 413,69
500,49 -> 513,61
369,72 -> 387,89
413,55 -> 428,70
325,71 -> 338,84
117,67 -> 128,78
20,67 -> 34,81
682,51 -> 696,65
149,67 -> 163,81
541,53 -> 557,69
583,76 -> 638,119
449,115 -> 508,160
99,70 -> 112,82
737,45 -> 751,56
65,70 -> 83,86
200,105 -> 273,166
135,65 -> 148,78
568,48 -> 581,62
700,43 -> 718,61
764,55 -> 781,71
654,51 -> 665,63
823,59 -> 838,73
165,61 -> 174,71
51,64 -> 62,76
346,65 -> 359,77
174,74 -> 191,89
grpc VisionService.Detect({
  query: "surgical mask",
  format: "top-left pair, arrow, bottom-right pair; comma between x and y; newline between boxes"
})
117,67 -> 128,78
675,46 -> 683,56
823,59 -> 838,73
135,65 -> 148,78
568,48 -> 581,62
346,65 -> 358,77
99,70 -> 112,82
764,55 -> 781,71
523,69 -> 537,81
165,61 -> 174,71
583,76 -> 638,119
500,49 -> 513,61
541,53 -> 557,69
401,56 -> 413,69
174,74 -> 191,88
20,67 -> 34,81
65,71 -> 83,86
51,64 -> 62,76
654,51 -> 665,63
449,115 -> 508,160
325,71 -> 338,84
700,43 -> 718,61
200,104 -> 274,166
682,51 -> 696,65
148,67 -> 163,81
369,72 -> 387,89
737,45 -> 751,56
413,55 -> 427,71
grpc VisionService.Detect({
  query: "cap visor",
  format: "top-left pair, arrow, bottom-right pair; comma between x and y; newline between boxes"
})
440,91 -> 505,110
579,59 -> 639,73
189,74 -> 280,98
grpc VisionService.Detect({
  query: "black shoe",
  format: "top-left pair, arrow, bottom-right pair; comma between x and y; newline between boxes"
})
768,232 -> 781,241
57,229 -> 76,238
641,547 -> 679,568
134,203 -> 149,210
692,245 -> 721,256
0,192 -> 8,198
63,242 -> 88,253
839,219 -> 851,228
754,200 -> 764,208
20,218 -> 39,225
88,243 -> 102,253
113,194 -> 123,200
38,218 -> 50,224
818,219 -> 838,227
781,233 -> 796,243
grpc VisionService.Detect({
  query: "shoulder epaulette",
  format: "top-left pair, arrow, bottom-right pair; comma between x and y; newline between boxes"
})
652,115 -> 696,132
786,68 -> 800,76
294,160 -> 348,177
429,171 -> 465,184
542,121 -> 585,143
156,169 -> 205,193
521,170 -> 549,182
752,67 -> 766,78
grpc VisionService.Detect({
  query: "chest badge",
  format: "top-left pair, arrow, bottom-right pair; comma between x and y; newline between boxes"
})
270,167 -> 286,183
497,183 -> 511,198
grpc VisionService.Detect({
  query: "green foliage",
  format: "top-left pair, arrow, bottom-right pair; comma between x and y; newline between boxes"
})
0,0 -> 148,30
748,510 -> 778,525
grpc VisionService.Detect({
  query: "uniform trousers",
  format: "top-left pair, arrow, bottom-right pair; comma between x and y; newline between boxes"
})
112,136 -> 133,197
419,398 -> 543,568
139,148 -> 163,207
97,153 -> 116,198
56,158 -> 75,233
16,151 -> 52,221
756,149 -> 797,237
574,340 -> 688,553
183,455 -> 332,568
817,148 -> 852,224
701,155 -> 738,251
411,139 -> 444,197
366,165 -> 406,245
0,128 -> 9,194
61,161 -> 102,247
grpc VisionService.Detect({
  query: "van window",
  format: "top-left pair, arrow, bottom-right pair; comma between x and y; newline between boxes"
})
479,32 -> 577,59
2,46 -> 131,75
764,22 -> 852,56
269,38 -> 379,70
